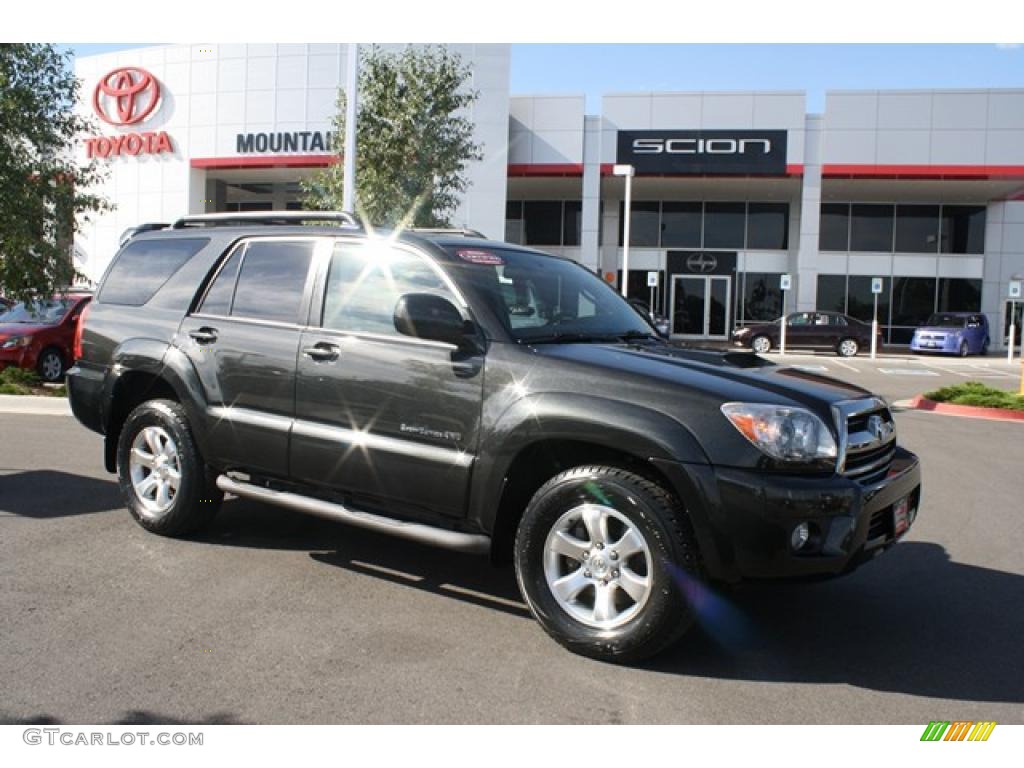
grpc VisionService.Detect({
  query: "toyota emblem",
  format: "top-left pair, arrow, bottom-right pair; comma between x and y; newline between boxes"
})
93,67 -> 161,126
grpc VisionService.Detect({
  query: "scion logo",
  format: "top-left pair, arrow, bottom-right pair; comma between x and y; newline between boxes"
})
617,130 -> 787,175
93,67 -> 161,126
686,253 -> 718,274
632,137 -> 772,155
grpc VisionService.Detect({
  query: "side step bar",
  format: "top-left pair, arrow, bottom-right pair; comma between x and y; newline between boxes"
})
216,475 -> 491,555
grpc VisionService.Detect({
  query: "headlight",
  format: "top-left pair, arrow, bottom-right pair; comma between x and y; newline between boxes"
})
0,336 -> 30,349
721,403 -> 837,462
734,327 -> 751,336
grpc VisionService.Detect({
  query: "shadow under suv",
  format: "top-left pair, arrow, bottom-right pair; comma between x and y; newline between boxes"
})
68,211 -> 922,663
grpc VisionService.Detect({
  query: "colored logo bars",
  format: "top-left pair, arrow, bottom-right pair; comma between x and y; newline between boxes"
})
920,721 -> 997,742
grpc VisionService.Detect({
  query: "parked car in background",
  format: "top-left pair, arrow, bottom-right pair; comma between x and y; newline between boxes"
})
910,312 -> 989,356
733,311 -> 879,357
0,297 -> 13,317
0,293 -> 93,382
627,298 -> 671,338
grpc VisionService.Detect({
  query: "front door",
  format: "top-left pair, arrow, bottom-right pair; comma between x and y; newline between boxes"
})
670,275 -> 731,339
290,239 -> 484,521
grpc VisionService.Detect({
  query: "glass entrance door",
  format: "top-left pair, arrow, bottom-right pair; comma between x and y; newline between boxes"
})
671,275 -> 731,339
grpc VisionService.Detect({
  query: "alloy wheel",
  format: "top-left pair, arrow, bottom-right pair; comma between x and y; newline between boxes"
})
129,426 -> 182,518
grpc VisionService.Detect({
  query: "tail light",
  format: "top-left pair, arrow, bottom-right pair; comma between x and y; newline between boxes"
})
73,302 -> 90,362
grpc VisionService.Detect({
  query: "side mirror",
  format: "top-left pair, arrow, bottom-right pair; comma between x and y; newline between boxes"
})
394,293 -> 475,349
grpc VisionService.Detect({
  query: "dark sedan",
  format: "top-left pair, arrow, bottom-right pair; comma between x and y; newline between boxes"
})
732,311 -> 880,357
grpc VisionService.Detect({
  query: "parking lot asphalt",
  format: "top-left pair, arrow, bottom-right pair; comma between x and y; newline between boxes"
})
1,358 -> 1022,724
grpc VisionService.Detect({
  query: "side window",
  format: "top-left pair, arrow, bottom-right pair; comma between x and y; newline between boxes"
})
230,240 -> 316,324
788,312 -> 812,326
198,247 -> 243,316
99,238 -> 209,306
322,243 -> 455,336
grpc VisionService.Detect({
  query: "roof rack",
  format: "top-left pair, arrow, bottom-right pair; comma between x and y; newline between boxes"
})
406,227 -> 486,239
119,222 -> 170,247
171,211 -> 363,230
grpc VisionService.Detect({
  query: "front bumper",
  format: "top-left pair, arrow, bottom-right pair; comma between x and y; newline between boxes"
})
652,447 -> 921,582
910,336 -> 960,354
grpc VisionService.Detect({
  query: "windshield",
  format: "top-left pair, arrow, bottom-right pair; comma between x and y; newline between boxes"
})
924,313 -> 968,328
445,246 -> 655,343
1,299 -> 74,325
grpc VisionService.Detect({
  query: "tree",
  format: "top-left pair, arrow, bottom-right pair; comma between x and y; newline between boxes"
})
0,44 -> 109,302
303,45 -> 483,229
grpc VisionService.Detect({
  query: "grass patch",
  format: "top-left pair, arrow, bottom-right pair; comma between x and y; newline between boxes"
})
924,380 -> 1024,411
0,366 -> 67,397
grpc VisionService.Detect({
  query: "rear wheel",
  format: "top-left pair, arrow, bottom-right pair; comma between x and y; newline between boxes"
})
981,338 -> 990,356
36,347 -> 65,382
837,338 -> 860,357
117,399 -> 221,536
751,335 -> 772,354
514,465 -> 701,663
959,340 -> 969,357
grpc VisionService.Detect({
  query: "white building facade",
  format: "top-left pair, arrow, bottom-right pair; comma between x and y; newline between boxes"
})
74,45 -> 1024,347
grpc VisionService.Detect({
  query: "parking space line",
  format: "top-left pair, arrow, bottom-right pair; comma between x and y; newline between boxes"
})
832,359 -> 859,372
966,364 -> 1016,379
915,361 -> 972,377
878,368 -> 940,376
793,364 -> 829,373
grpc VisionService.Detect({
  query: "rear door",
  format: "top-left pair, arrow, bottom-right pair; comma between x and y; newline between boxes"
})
290,239 -> 485,520
179,236 -> 322,476
785,312 -> 816,349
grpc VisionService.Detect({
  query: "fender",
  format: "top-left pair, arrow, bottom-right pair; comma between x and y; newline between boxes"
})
468,392 -> 710,534
101,338 -> 212,467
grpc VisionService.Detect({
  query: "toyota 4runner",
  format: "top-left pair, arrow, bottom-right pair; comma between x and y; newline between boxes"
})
68,211 -> 921,662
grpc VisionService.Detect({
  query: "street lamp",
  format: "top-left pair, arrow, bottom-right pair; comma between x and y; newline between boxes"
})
613,164 -> 635,298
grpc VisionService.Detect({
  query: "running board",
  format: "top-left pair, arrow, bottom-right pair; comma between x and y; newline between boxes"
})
216,475 -> 490,555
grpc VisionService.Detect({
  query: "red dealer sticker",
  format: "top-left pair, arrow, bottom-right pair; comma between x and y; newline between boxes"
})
456,249 -> 505,266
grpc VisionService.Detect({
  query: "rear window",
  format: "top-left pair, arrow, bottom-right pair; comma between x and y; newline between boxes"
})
99,238 -> 209,306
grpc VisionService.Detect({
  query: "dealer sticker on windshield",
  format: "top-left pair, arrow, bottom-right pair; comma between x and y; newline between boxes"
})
456,249 -> 505,266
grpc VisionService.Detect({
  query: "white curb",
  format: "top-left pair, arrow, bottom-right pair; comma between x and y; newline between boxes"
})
0,394 -> 73,416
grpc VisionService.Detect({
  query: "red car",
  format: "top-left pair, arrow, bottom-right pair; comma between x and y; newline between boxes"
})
0,293 -> 92,382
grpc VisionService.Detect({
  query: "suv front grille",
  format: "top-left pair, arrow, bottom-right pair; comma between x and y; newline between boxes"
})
838,400 -> 897,485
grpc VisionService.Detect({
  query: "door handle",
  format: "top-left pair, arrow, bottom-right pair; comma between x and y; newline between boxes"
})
189,327 -> 218,344
302,342 -> 340,362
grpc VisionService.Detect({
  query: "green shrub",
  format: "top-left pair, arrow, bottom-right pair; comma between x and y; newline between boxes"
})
0,366 -> 41,388
925,381 -> 1024,411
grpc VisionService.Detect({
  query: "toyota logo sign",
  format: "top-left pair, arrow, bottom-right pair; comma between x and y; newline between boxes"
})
686,253 -> 718,273
92,67 -> 161,126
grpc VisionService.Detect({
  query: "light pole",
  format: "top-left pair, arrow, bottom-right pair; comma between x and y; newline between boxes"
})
613,164 -> 635,298
342,43 -> 359,215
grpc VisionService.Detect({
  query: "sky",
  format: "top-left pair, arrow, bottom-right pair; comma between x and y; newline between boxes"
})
62,43 -> 1023,113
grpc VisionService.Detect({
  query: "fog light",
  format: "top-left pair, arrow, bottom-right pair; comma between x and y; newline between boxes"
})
791,522 -> 811,552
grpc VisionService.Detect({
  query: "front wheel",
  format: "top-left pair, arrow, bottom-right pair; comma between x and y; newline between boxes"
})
837,338 -> 860,357
959,340 -> 969,357
751,335 -> 772,354
116,399 -> 222,536
514,465 -> 702,663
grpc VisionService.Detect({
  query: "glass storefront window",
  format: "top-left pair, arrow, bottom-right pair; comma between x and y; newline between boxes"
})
562,201 -> 582,247
847,275 -> 890,325
703,202 -> 746,249
523,201 -> 563,245
937,278 -> 982,312
505,200 -> 524,244
741,272 -> 783,322
891,276 -> 936,328
816,274 -> 847,314
940,206 -> 986,254
619,201 -> 660,247
819,203 -> 851,251
850,204 -> 895,252
661,202 -> 702,248
894,204 -> 940,253
746,203 -> 789,250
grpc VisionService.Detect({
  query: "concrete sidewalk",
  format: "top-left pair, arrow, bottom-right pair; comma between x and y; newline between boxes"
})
0,394 -> 72,416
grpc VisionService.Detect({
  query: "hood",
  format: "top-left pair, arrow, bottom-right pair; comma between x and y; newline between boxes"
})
532,341 -> 873,415
0,322 -> 51,340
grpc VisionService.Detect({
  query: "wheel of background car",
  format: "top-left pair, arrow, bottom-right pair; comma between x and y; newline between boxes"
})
981,338 -> 990,356
116,399 -> 222,536
837,338 -> 859,357
751,335 -> 772,354
959,340 -> 969,357
513,465 -> 701,663
36,348 -> 65,382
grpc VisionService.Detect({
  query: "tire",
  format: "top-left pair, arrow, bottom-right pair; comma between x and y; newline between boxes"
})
959,340 -> 969,357
116,399 -> 222,536
751,335 -> 772,354
837,338 -> 860,357
514,465 -> 701,663
36,347 -> 65,382
981,339 -> 990,356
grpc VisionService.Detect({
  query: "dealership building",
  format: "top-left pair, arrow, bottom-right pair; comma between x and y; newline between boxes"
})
75,44 -> 1024,347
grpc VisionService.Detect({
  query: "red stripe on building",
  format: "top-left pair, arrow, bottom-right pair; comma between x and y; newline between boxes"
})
822,164 -> 1024,180
507,163 -> 804,178
190,155 -> 337,170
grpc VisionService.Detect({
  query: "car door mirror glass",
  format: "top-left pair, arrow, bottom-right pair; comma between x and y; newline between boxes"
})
394,293 -> 473,348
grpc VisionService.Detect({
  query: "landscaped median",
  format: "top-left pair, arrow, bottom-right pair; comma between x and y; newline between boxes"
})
899,381 -> 1024,423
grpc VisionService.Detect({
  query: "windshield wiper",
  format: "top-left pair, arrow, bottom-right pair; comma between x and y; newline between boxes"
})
521,332 -> 613,345
616,330 -> 658,342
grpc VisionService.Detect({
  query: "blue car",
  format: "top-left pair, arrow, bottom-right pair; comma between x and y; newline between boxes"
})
910,312 -> 990,356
